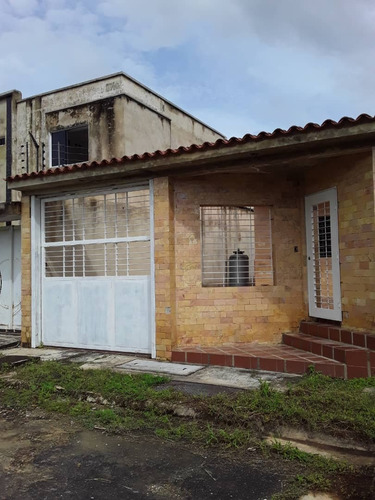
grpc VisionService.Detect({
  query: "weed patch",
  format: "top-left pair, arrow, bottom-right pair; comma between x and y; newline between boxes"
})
0,362 -> 374,499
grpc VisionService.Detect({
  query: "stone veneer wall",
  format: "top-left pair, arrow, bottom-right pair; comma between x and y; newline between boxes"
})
20,151 -> 374,356
154,172 -> 306,352
20,195 -> 31,345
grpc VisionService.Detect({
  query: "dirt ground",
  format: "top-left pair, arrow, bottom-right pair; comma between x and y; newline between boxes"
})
0,407 -> 289,500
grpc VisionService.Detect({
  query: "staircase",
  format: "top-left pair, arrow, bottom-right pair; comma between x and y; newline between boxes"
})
171,321 -> 375,379
283,321 -> 375,379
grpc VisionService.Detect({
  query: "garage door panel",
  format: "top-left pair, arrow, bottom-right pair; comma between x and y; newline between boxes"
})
0,230 -> 12,329
77,281 -> 112,348
114,278 -> 150,352
43,281 -> 76,345
41,186 -> 152,353
12,228 -> 22,328
0,228 -> 22,330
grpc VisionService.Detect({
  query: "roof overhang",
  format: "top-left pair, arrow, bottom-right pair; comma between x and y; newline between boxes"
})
9,116 -> 375,195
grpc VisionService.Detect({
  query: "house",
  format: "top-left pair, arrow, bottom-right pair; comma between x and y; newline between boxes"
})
7,114 -> 375,378
0,73 -> 224,331
0,90 -> 22,331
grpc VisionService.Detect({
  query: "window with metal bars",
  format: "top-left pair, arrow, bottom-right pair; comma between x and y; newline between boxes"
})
318,215 -> 332,258
200,206 -> 273,287
51,126 -> 88,167
311,202 -> 334,309
43,189 -> 150,278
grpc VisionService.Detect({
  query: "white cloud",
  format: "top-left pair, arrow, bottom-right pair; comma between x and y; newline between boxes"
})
4,0 -> 39,16
0,0 -> 375,137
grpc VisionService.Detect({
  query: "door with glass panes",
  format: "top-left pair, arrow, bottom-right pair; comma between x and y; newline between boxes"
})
305,188 -> 342,321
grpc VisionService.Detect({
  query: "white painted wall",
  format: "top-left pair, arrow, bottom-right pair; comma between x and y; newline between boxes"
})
0,227 -> 21,330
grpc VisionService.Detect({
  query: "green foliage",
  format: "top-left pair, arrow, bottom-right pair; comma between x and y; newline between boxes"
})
1,362 -> 373,500
267,440 -> 349,472
268,440 -> 354,500
1,362 -> 375,443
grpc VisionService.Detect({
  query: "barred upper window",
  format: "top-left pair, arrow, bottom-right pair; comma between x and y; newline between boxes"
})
51,126 -> 88,167
200,206 -> 273,287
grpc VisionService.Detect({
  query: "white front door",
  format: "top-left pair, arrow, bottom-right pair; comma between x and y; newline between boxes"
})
40,185 -> 153,353
0,226 -> 21,330
305,188 -> 342,321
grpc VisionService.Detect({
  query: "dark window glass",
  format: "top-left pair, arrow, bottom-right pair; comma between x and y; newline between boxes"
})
318,215 -> 332,258
51,127 -> 88,166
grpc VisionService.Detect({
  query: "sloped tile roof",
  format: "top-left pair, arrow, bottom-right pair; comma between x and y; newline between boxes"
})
7,113 -> 375,182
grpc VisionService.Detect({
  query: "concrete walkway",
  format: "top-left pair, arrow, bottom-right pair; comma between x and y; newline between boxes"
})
0,333 -> 20,349
0,346 -> 299,393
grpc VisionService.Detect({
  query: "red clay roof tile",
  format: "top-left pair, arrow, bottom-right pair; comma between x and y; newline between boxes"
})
7,113 -> 375,183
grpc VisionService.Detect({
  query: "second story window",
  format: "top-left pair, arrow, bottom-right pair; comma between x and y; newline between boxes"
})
51,126 -> 88,167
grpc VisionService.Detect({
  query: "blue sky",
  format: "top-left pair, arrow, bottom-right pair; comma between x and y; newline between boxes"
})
1,0 -> 375,138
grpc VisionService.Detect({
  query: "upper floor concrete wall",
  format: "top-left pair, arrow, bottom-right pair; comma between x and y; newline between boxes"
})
0,99 -> 6,202
0,91 -> 22,206
13,73 -> 223,177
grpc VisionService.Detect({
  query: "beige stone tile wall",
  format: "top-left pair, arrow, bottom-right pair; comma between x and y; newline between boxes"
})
158,173 -> 305,349
20,151 -> 374,354
153,178 -> 177,359
304,152 -> 375,332
20,196 -> 31,345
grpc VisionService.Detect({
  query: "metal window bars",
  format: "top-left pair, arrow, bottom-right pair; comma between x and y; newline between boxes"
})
43,190 -> 150,278
201,206 -> 273,287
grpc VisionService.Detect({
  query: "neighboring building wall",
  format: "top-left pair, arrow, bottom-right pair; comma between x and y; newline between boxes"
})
0,99 -> 6,203
0,91 -> 22,205
14,74 -> 223,176
154,173 -> 306,350
0,91 -> 22,211
304,152 -> 375,332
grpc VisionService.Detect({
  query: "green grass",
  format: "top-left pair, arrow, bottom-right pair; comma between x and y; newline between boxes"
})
1,361 -> 374,499
266,440 -> 351,499
1,362 -> 374,443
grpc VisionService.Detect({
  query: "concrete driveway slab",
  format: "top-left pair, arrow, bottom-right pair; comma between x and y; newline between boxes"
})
0,334 -> 19,349
117,359 -> 204,376
70,353 -> 136,369
184,365 -> 299,390
1,347 -> 79,362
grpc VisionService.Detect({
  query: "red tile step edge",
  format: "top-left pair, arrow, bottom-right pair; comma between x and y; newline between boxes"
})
283,332 -> 375,378
171,347 -> 346,379
300,321 -> 375,350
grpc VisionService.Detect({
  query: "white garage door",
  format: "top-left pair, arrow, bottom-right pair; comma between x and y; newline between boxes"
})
0,227 -> 21,330
41,186 -> 153,353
